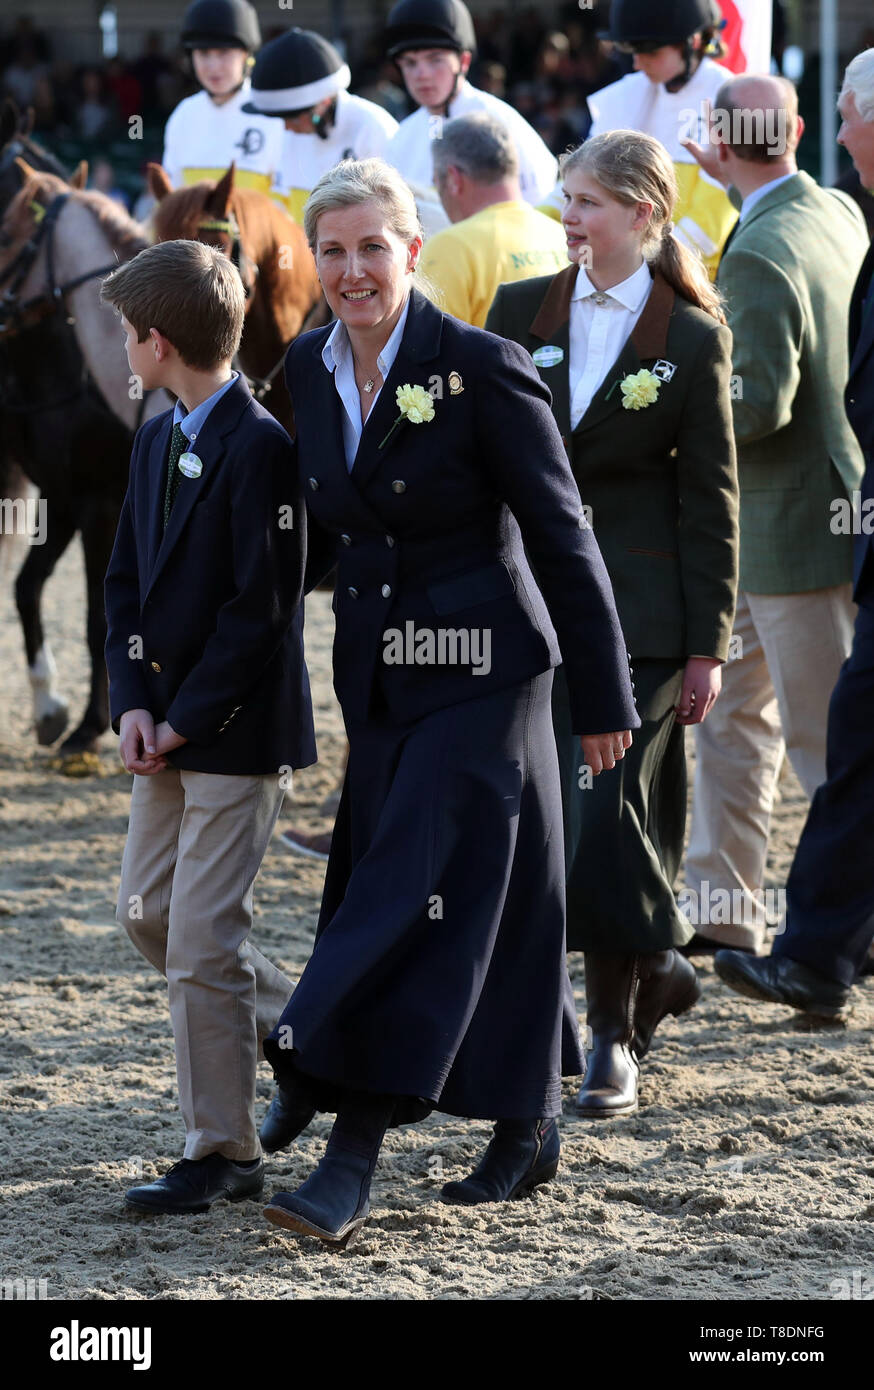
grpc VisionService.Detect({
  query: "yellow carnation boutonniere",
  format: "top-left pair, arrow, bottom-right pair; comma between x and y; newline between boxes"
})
616,368 -> 661,411
379,382 -> 436,448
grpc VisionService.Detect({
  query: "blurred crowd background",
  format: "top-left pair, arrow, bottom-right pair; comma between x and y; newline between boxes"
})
3,2 -> 873,216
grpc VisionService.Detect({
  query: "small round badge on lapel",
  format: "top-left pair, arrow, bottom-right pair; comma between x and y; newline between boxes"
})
177,452 -> 203,479
448,370 -> 463,394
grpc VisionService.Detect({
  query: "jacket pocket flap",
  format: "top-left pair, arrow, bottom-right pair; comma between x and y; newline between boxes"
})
426,561 -> 516,615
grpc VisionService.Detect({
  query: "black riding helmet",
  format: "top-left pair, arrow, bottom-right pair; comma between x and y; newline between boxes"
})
181,0 -> 261,52
384,0 -> 477,61
600,0 -> 724,93
242,29 -> 350,139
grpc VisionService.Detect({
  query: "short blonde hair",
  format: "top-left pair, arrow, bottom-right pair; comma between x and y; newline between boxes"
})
304,156 -> 423,252
100,239 -> 245,369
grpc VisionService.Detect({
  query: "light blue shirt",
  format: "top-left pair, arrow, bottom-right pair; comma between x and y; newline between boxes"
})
172,370 -> 239,445
321,296 -> 411,471
739,172 -> 797,223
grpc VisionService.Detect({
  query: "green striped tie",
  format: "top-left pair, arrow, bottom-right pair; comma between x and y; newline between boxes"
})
163,422 -> 188,532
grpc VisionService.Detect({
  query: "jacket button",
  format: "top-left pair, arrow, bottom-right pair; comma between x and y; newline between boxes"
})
308,477 -> 319,490
386,535 -> 395,547
381,583 -> 392,598
391,479 -> 406,493
348,586 -> 359,598
670,447 -> 678,457
340,533 -> 352,545
150,661 -> 162,673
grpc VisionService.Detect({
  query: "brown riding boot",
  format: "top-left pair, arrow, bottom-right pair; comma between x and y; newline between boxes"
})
633,948 -> 701,1060
574,954 -> 640,1118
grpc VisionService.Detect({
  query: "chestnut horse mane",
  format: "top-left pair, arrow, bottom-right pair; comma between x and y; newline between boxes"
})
3,168 -> 149,260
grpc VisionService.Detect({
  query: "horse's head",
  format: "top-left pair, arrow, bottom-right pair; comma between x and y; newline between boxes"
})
0,161 -> 146,335
147,162 -> 257,303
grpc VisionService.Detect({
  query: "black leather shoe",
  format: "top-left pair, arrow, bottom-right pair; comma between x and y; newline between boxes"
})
125,1153 -> 264,1214
440,1118 -> 560,1205
714,950 -> 851,1019
259,1086 -> 316,1153
634,948 -> 701,1059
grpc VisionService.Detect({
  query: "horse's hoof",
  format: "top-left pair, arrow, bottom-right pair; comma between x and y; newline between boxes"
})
35,703 -> 69,746
59,726 -> 103,757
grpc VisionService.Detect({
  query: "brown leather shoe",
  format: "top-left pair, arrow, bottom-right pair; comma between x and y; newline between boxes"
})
633,949 -> 701,1060
574,954 -> 640,1118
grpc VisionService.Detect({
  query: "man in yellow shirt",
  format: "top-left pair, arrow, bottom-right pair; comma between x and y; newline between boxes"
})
419,111 -> 568,327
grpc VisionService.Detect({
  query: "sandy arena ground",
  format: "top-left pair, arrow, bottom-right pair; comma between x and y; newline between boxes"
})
1,535 -> 873,1301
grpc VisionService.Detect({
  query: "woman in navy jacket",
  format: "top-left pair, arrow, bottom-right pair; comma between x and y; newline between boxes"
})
260,156 -> 638,1247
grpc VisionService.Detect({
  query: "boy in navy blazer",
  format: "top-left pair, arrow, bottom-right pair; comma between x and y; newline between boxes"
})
101,240 -> 315,1214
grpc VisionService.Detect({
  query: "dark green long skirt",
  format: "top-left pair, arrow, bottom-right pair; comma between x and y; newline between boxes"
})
552,658 -> 695,954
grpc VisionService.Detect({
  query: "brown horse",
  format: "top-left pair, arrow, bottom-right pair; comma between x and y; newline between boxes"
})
147,163 -> 330,432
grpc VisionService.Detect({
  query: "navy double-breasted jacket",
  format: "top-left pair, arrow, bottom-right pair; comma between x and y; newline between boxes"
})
104,374 -> 316,775
847,241 -> 874,610
286,286 -> 638,737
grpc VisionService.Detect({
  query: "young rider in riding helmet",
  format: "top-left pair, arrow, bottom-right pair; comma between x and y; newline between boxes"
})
383,0 -> 558,207
243,28 -> 398,226
542,0 -> 736,279
161,0 -> 284,194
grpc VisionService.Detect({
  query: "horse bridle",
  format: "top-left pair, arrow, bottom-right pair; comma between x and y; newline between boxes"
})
194,209 -> 288,401
196,210 -> 256,300
0,190 -> 118,337
0,189 -> 145,420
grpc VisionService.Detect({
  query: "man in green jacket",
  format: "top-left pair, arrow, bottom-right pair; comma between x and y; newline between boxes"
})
683,75 -> 868,953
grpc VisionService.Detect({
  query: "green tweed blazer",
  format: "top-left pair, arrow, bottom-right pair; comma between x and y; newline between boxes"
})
718,170 -> 868,593
486,267 -> 738,661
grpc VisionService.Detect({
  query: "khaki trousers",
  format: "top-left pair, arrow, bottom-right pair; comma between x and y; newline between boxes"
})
117,768 -> 294,1161
685,584 -> 855,952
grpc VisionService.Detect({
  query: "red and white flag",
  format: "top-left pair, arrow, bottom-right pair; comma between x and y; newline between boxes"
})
718,0 -> 773,75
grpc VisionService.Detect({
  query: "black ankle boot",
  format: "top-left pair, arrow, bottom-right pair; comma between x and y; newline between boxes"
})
259,1082 -> 316,1154
574,953 -> 640,1118
264,1091 -> 395,1247
440,1117 -> 560,1205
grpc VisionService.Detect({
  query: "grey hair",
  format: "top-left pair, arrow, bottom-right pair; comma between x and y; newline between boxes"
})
430,111 -> 520,185
840,48 -> 874,123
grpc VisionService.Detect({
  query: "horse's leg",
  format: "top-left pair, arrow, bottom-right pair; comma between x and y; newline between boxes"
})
14,501 -> 76,745
58,497 -> 116,755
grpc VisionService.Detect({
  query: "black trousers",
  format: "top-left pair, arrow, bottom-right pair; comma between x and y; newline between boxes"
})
552,658 -> 694,954
772,602 -> 874,987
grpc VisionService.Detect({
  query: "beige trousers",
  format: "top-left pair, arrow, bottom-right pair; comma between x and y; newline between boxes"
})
117,768 -> 294,1161
685,584 -> 856,952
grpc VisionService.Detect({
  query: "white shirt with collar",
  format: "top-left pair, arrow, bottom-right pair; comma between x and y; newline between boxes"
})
738,171 -> 798,223
569,259 -> 654,430
322,294 -> 412,470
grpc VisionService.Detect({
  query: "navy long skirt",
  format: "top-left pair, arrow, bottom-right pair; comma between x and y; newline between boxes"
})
263,669 -> 584,1122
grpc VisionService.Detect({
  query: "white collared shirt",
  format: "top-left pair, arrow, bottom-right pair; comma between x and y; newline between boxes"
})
738,171 -> 798,222
568,260 -> 654,429
321,294 -> 411,471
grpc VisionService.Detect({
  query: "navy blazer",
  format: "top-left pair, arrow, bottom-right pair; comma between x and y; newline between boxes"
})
286,286 -> 638,736
104,374 -> 316,775
847,240 -> 874,609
